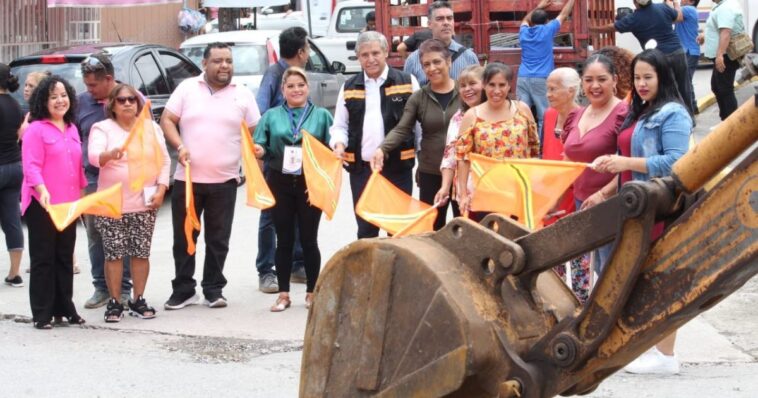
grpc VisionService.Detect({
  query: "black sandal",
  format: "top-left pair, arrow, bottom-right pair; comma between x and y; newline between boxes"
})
34,320 -> 52,330
103,298 -> 123,323
128,296 -> 156,319
67,314 -> 86,325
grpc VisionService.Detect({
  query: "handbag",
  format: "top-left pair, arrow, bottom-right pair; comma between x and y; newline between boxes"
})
726,32 -> 754,61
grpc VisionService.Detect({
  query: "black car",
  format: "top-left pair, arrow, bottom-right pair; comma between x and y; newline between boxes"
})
9,43 -> 201,120
10,43 -> 202,181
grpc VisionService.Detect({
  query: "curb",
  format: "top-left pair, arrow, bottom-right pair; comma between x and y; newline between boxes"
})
697,76 -> 758,113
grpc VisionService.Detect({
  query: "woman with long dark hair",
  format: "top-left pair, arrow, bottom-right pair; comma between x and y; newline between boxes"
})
455,62 -> 540,219
22,75 -> 88,329
0,63 -> 25,287
562,53 -> 629,275
594,49 -> 693,375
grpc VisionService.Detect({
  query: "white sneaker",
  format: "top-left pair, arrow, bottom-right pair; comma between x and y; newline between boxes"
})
624,347 -> 680,375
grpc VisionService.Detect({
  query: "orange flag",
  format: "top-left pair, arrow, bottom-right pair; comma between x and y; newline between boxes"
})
47,183 -> 122,232
184,165 -> 201,255
240,122 -> 275,209
302,130 -> 342,220
121,100 -> 163,192
469,153 -> 586,229
355,171 -> 437,237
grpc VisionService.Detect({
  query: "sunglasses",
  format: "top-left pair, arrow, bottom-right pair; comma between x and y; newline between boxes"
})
82,56 -> 106,72
115,96 -> 137,105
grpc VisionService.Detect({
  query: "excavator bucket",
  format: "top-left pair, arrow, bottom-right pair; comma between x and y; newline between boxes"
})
301,95 -> 758,398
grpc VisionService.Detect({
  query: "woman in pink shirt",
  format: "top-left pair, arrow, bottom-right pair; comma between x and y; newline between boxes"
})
89,84 -> 170,323
562,54 -> 629,275
22,76 -> 88,329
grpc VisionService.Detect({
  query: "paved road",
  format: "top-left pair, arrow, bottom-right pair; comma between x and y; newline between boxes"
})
0,75 -> 755,397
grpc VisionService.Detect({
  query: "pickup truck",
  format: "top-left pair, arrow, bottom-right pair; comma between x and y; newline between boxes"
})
204,1 -> 373,74
312,0 -> 374,74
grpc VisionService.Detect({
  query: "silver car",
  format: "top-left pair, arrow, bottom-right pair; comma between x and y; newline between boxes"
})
180,30 -> 346,113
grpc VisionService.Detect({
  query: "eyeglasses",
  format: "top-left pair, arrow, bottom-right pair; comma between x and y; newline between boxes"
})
82,56 -> 106,73
115,96 -> 137,105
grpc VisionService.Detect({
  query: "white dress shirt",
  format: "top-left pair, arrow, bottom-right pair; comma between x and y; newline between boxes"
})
330,65 -> 420,162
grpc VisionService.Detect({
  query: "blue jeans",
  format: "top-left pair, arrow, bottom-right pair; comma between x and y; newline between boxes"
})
84,183 -> 131,293
171,179 -> 237,298
685,53 -> 699,113
516,77 -> 549,145
575,198 -> 612,275
0,161 -> 23,251
256,163 -> 304,277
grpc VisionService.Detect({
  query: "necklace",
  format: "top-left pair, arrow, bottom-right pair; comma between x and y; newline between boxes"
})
586,101 -> 614,118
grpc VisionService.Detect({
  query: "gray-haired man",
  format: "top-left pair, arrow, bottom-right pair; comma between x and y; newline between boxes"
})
330,32 -> 420,239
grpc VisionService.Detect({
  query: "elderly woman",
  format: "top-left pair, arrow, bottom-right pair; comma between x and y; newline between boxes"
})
562,53 -> 629,275
0,64 -> 24,288
594,49 -> 692,375
542,67 -> 590,302
254,67 -> 333,312
455,62 -> 540,219
372,39 -> 461,230
89,84 -> 170,322
22,75 -> 87,329
433,64 -> 484,208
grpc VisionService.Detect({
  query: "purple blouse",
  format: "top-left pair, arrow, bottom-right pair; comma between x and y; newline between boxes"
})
21,120 -> 87,214
563,101 -> 629,201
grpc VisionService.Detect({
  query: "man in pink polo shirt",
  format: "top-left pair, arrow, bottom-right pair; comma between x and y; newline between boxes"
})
160,42 -> 261,310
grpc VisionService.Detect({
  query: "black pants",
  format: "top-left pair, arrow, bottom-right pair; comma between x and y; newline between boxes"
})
664,49 -> 696,115
171,179 -> 237,299
349,164 -> 413,239
418,171 -> 460,231
711,56 -> 741,121
268,170 -> 322,293
26,199 -> 78,323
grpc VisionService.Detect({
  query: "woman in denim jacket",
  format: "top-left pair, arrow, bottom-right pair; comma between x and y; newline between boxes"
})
593,49 -> 693,376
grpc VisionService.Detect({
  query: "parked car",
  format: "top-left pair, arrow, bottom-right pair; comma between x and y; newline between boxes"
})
180,30 -> 347,114
9,43 -> 202,180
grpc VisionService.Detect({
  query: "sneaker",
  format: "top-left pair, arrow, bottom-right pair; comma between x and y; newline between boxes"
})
259,273 -> 279,294
203,294 -> 228,308
291,267 -> 307,284
4,275 -> 23,288
164,292 -> 199,310
84,290 -> 110,309
624,347 -> 680,375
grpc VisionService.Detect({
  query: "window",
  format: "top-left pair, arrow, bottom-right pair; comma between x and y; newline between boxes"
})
180,47 -> 204,68
336,7 -> 372,33
159,52 -> 199,89
131,53 -> 169,96
229,45 -> 268,76
307,42 -> 328,73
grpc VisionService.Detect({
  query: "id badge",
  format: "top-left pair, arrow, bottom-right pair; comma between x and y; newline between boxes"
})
282,145 -> 303,175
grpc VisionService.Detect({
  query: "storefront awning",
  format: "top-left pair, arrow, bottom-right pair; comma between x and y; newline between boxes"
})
201,0 -> 289,7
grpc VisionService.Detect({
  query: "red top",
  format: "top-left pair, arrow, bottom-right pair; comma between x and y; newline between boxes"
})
562,101 -> 629,201
542,107 -> 575,226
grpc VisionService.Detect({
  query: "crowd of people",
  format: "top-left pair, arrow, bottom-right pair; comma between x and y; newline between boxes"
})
0,0 -> 749,376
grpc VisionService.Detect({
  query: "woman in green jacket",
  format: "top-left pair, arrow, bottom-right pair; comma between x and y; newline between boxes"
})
254,67 -> 333,312
371,39 -> 461,230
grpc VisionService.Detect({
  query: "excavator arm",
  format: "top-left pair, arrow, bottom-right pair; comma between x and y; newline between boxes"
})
300,93 -> 758,398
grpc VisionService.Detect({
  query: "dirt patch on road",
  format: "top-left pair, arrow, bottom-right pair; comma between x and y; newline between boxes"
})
161,336 -> 303,364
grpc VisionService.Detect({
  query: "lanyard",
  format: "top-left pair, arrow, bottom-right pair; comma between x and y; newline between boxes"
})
286,102 -> 310,140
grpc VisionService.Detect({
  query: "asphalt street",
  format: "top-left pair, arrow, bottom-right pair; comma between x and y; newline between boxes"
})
0,70 -> 756,397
